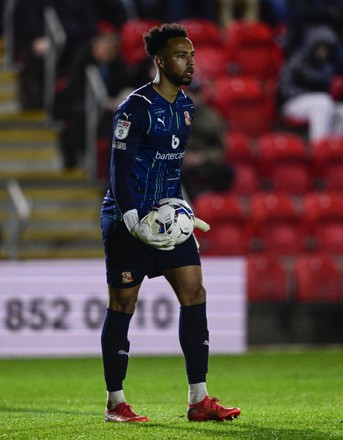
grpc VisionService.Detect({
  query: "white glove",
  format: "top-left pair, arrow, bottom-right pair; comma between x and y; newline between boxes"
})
160,198 -> 210,232
123,209 -> 175,250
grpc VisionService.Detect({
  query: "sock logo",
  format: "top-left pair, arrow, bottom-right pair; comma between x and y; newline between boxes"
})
203,340 -> 209,346
117,350 -> 129,356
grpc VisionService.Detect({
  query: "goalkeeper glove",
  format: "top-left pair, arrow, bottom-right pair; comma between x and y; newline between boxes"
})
165,198 -> 210,232
123,209 -> 175,250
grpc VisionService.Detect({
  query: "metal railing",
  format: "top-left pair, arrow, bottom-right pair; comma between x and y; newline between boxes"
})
85,65 -> 108,179
6,179 -> 31,259
44,6 -> 66,118
3,0 -> 19,68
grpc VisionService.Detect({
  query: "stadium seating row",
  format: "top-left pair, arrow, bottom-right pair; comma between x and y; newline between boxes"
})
120,18 -> 282,80
226,133 -> 343,195
247,253 -> 342,304
193,191 -> 343,256
118,18 -> 285,136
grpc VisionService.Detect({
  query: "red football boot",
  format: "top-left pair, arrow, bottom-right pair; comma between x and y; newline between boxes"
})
187,396 -> 241,422
105,402 -> 149,422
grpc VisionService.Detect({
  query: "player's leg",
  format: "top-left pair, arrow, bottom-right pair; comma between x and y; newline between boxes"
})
163,264 -> 241,422
100,216 -> 151,422
102,284 -> 149,422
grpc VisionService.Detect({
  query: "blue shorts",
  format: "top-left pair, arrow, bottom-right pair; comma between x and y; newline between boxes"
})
101,216 -> 201,288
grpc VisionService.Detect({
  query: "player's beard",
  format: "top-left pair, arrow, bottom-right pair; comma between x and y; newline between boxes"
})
166,70 -> 194,87
172,73 -> 193,87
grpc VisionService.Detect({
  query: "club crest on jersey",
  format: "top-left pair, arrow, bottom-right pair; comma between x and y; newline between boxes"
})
115,119 -> 131,140
184,111 -> 191,126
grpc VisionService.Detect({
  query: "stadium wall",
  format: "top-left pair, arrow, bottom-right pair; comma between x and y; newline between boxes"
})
0,258 -> 246,357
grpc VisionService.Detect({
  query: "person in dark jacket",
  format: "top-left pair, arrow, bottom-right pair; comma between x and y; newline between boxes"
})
277,25 -> 343,141
57,22 -> 134,169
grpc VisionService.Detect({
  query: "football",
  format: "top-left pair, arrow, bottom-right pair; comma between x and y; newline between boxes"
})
147,198 -> 195,245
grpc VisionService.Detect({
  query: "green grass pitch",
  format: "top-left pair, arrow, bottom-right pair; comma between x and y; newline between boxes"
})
0,349 -> 342,439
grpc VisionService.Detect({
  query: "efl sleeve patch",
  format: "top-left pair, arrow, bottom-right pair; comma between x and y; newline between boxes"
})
112,140 -> 127,150
115,119 -> 131,140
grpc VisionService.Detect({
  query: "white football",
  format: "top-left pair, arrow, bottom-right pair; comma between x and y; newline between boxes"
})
149,198 -> 195,245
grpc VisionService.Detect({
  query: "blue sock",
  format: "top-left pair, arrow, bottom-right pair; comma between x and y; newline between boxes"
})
101,308 -> 133,391
179,303 -> 209,384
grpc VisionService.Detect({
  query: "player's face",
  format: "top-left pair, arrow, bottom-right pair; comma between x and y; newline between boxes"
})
161,37 -> 195,86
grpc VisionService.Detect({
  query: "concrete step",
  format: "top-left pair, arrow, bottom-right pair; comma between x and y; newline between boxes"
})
0,110 -> 49,128
0,127 -> 59,144
0,178 -> 105,260
0,167 -> 88,184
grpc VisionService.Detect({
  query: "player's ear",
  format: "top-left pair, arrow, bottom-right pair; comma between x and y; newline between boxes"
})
155,54 -> 164,69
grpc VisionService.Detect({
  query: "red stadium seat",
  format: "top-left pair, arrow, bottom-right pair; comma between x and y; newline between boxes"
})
198,223 -> 253,255
211,76 -> 272,136
120,19 -> 161,65
224,21 -> 283,80
225,132 -> 255,162
193,192 -> 246,226
230,163 -> 261,195
179,19 -> 222,46
302,192 -> 343,254
311,135 -> 343,190
250,192 -> 305,254
193,192 -> 252,255
193,46 -> 228,81
225,20 -> 274,46
247,254 -> 288,302
227,44 -> 283,80
294,254 -> 341,303
257,132 -> 312,194
225,133 -> 261,195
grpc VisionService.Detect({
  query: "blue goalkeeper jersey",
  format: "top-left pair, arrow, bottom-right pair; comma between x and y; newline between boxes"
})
101,82 -> 194,220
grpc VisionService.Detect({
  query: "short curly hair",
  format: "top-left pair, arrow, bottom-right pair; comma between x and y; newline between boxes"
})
143,23 -> 188,57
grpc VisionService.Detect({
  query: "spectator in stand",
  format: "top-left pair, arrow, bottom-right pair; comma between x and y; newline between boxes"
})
259,0 -> 288,28
284,0 -> 343,58
14,0 -> 50,108
14,0 -> 98,109
181,81 -> 235,201
134,0 -> 222,23
91,0 -> 130,28
55,22 -> 134,170
277,25 -> 343,142
218,0 -> 259,25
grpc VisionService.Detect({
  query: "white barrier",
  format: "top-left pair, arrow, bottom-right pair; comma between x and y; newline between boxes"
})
0,258 -> 246,357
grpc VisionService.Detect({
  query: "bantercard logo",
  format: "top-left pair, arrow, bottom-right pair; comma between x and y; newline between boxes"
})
155,151 -> 185,160
171,135 -> 180,149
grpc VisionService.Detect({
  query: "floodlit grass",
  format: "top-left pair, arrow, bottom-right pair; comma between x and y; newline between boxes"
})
0,349 -> 342,439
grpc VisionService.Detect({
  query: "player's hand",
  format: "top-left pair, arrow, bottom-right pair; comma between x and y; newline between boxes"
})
123,209 -> 175,250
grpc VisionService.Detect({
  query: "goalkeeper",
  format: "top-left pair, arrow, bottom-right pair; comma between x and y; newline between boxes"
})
100,22 -> 241,423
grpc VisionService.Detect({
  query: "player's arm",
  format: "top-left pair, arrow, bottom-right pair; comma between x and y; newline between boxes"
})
111,105 -> 175,250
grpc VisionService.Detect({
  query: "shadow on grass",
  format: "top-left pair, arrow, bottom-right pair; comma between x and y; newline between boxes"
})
0,406 -> 97,417
1,407 -> 341,439
137,421 -> 342,439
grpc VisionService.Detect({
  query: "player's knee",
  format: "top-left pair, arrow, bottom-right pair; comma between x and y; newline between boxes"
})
108,292 -> 137,313
188,284 -> 206,306
314,94 -> 335,114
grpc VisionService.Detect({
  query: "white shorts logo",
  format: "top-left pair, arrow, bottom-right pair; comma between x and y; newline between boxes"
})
171,134 -> 180,149
115,119 -> 131,140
